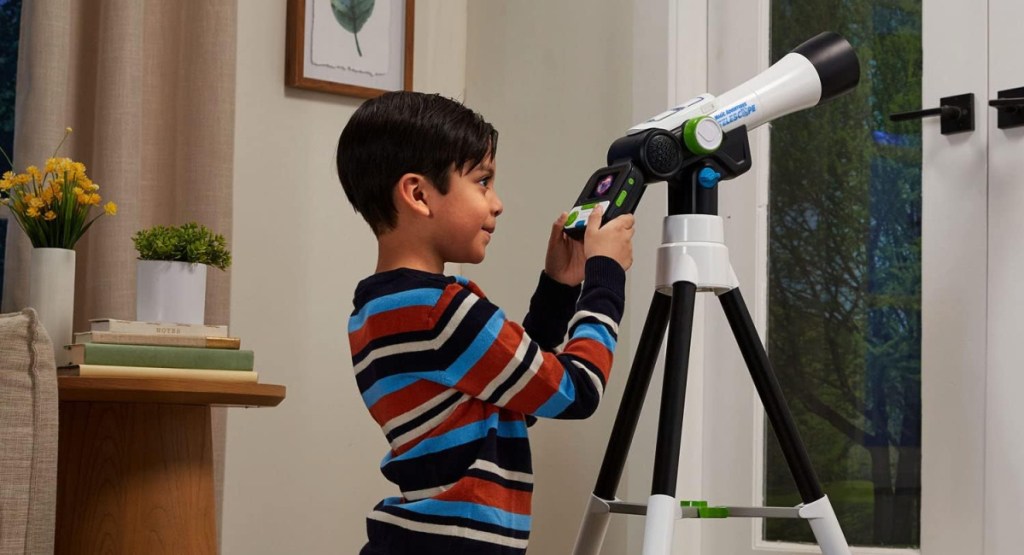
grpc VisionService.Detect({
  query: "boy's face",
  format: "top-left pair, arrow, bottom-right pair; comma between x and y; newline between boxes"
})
430,157 -> 502,265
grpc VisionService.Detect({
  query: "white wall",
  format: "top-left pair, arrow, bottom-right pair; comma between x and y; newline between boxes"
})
463,2 -> 633,553
225,1 -> 640,553
223,1 -> 467,553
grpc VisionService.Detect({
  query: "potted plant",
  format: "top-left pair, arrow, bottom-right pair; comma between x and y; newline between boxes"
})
132,222 -> 231,324
0,127 -> 117,360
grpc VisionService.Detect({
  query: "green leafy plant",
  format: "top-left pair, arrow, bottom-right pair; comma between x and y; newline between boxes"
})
132,222 -> 232,271
331,0 -> 375,57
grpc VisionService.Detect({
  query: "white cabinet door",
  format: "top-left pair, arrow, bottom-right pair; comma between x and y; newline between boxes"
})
985,0 -> 1024,552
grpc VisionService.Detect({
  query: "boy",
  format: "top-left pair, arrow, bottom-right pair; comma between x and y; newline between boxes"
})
337,91 -> 634,555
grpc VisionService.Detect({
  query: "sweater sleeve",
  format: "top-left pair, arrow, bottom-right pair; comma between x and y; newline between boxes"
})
521,271 -> 582,350
428,256 -> 625,419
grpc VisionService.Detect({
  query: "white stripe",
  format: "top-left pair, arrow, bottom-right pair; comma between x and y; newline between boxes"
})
469,459 -> 534,485
354,294 -> 479,375
368,510 -> 529,549
495,347 -> 545,407
381,390 -> 459,436
390,394 -> 470,449
567,310 -> 619,335
402,482 -> 456,501
477,333 -> 531,399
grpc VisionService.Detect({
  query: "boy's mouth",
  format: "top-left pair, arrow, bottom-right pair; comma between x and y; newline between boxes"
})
482,226 -> 496,235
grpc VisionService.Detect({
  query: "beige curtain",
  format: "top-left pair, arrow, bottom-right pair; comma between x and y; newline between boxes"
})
1,0 -> 236,538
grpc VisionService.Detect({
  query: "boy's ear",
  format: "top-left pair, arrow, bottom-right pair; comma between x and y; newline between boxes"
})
394,173 -> 433,217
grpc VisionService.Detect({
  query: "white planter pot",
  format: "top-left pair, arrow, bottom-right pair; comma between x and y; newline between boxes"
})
29,248 -> 76,365
136,260 -> 207,324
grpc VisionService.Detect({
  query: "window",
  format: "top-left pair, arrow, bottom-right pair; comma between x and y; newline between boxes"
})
0,0 -> 21,303
765,0 -> 922,548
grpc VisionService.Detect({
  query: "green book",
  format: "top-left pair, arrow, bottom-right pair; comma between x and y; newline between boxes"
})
65,343 -> 254,371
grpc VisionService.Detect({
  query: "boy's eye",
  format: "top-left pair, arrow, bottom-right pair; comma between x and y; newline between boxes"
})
478,177 -> 491,187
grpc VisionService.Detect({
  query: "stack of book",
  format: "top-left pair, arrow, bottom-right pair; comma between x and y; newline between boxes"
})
57,318 -> 258,383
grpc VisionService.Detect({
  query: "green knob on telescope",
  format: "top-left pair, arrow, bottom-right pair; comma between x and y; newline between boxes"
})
682,116 -> 724,155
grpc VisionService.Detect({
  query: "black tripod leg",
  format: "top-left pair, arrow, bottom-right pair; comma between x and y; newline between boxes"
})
651,281 -> 698,496
593,291 -> 672,500
719,288 -> 825,503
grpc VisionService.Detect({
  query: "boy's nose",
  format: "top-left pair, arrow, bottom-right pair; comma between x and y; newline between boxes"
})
492,193 -> 503,216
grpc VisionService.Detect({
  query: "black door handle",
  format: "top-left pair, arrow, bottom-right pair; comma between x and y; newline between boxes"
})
889,93 -> 974,135
989,86 -> 1024,129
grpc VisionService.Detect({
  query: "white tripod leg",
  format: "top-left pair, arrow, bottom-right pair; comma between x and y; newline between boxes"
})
799,496 -> 852,555
641,494 -> 679,555
573,495 -> 612,555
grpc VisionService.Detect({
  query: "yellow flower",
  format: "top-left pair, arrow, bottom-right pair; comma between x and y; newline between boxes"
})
0,178 -> 10,191
41,187 -> 54,204
44,158 -> 57,174
26,206 -> 40,218
66,127 -> 72,133
43,210 -> 57,221
76,192 -> 90,205
89,193 -> 101,205
73,186 -> 84,195
26,166 -> 42,183
104,201 -> 117,215
29,197 -> 44,209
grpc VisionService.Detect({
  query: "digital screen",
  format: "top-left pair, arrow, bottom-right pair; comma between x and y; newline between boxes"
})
588,173 -> 616,200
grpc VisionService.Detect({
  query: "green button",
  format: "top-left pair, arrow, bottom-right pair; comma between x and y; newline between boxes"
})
627,177 -> 635,186
582,202 -> 596,210
615,190 -> 628,207
565,210 -> 578,226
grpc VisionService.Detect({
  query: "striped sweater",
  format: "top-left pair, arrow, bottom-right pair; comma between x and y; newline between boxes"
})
349,257 -> 625,555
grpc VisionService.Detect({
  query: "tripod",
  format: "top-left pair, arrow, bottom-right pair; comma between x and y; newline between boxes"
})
572,128 -> 851,555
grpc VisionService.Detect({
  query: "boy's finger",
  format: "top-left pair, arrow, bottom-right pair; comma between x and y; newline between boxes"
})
585,205 -> 604,236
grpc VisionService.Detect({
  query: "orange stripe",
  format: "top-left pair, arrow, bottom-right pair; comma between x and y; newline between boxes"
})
564,338 -> 614,381
435,476 -> 532,515
369,380 -> 450,425
349,305 -> 435,353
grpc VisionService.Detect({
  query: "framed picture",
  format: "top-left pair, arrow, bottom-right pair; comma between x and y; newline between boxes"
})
286,0 -> 414,98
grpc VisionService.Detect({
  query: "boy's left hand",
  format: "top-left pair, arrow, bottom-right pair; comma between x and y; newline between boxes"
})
544,212 -> 586,286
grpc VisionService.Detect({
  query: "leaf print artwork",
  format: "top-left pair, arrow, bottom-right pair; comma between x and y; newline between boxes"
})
331,0 -> 375,57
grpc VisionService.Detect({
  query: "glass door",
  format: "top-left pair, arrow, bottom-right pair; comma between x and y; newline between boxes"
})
700,0 -> 988,553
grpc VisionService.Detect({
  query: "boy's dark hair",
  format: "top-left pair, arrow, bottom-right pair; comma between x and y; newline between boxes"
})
336,91 -> 499,235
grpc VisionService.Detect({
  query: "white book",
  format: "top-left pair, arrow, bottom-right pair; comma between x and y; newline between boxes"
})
89,318 -> 229,337
58,364 -> 258,383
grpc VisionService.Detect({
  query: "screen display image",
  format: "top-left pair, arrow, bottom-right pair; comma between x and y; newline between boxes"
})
589,173 -> 615,200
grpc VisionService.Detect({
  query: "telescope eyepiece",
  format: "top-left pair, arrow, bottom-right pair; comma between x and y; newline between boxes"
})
792,31 -> 861,104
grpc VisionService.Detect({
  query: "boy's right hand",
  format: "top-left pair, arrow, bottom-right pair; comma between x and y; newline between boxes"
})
583,205 -> 634,271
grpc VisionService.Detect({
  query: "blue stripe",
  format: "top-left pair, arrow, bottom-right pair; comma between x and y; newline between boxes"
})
532,370 -> 575,417
382,413 -> 527,466
362,373 -> 437,407
349,288 -> 444,333
443,310 -> 505,385
393,499 -> 532,531
571,322 -> 616,351
454,275 -> 470,286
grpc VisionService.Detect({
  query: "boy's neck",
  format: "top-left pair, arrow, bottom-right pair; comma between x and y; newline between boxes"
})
375,233 -> 444,274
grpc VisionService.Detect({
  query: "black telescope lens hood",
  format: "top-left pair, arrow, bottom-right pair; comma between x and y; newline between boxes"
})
792,31 -> 860,104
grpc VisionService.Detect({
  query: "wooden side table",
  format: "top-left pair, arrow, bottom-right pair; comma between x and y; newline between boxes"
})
55,377 -> 286,555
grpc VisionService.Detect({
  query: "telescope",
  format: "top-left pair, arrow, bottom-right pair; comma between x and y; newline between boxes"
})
572,32 -> 861,555
564,31 -> 860,238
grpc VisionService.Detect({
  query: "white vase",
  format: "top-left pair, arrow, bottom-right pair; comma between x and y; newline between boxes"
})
136,260 -> 207,324
28,248 -> 76,365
